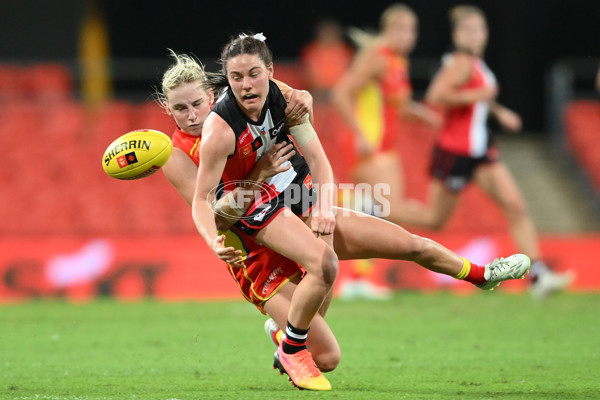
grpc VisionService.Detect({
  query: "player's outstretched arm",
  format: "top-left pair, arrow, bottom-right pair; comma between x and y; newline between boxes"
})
191,113 -> 239,262
163,149 -> 198,207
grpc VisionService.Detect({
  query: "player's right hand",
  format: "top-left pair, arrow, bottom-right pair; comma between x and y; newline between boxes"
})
254,142 -> 295,181
210,234 -> 243,264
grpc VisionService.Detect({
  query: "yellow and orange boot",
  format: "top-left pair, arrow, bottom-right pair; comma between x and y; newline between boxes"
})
273,344 -> 331,391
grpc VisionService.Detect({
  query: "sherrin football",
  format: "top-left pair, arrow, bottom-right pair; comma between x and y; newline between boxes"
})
102,129 -> 173,180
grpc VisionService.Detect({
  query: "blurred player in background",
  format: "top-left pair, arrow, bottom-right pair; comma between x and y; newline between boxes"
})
331,4 -> 441,299
300,19 -> 353,102
399,5 -> 573,298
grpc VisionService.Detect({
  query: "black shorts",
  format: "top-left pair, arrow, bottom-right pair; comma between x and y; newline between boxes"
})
430,146 -> 499,192
234,173 -> 316,236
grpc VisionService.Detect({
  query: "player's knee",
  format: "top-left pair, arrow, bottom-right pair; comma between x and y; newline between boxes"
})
320,247 -> 339,287
304,246 -> 338,287
503,198 -> 529,221
314,349 -> 341,372
405,234 -> 428,260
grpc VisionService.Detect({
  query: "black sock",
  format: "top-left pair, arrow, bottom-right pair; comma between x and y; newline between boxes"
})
282,321 -> 309,354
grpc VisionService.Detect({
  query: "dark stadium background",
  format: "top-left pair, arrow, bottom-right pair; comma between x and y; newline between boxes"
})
1,0 -> 599,131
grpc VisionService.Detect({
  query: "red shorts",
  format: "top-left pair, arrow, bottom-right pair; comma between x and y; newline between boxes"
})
430,145 -> 499,192
226,249 -> 303,314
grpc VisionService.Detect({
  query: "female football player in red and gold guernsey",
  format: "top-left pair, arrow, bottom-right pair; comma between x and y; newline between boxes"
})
331,4 -> 442,298
187,35 -> 529,390
332,4 -> 441,226
404,6 -> 572,298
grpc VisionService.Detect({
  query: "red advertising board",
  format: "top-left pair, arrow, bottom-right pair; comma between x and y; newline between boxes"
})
0,233 -> 596,302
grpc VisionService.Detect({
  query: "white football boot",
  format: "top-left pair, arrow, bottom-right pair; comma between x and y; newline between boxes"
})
264,318 -> 282,346
530,268 -> 575,299
477,254 -> 531,290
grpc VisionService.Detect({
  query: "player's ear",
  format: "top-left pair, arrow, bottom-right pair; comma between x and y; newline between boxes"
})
267,62 -> 274,80
163,101 -> 172,116
208,90 -> 215,106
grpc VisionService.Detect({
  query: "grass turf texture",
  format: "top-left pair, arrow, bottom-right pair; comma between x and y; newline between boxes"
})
2,293 -> 599,400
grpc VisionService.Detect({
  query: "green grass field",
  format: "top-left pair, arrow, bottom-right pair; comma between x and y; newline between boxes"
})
2,293 -> 599,400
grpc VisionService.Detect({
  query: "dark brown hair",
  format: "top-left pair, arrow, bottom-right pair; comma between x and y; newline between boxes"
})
203,33 -> 273,94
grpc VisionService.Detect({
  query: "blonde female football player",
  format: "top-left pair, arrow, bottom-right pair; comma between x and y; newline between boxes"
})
331,4 -> 442,298
159,46 -> 529,391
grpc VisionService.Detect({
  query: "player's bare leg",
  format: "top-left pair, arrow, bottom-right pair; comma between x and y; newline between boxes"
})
263,276 -> 341,372
255,212 -> 336,390
332,208 -> 530,289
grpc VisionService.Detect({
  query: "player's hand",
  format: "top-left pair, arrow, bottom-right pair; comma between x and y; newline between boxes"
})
355,132 -> 374,158
495,107 -> 522,133
252,142 -> 296,182
310,207 -> 336,236
210,235 -> 243,264
479,85 -> 498,102
421,108 -> 444,130
285,89 -> 312,125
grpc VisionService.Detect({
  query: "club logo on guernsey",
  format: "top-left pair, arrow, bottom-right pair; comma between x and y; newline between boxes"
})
104,140 -> 151,166
237,110 -> 282,159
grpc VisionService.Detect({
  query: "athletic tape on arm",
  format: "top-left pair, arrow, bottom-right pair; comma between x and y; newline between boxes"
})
214,191 -> 246,218
289,114 -> 317,148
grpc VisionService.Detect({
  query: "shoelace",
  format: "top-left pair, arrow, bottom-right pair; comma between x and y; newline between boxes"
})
489,257 -> 515,279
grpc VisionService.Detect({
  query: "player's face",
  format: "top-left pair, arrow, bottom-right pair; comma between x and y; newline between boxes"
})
165,81 -> 214,136
226,53 -> 274,119
453,14 -> 488,56
385,12 -> 417,54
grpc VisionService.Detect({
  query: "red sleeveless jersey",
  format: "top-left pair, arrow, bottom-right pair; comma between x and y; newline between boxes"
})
437,54 -> 497,157
171,126 -> 267,259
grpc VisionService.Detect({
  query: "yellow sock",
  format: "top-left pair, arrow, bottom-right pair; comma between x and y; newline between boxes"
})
455,257 -> 471,280
275,329 -> 284,345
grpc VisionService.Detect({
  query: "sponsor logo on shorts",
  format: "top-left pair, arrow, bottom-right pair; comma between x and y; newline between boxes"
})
262,266 -> 283,295
253,205 -> 272,222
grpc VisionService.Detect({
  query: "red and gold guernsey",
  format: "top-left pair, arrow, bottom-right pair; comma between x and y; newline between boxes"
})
355,44 -> 412,152
171,126 -> 267,260
437,54 -> 497,158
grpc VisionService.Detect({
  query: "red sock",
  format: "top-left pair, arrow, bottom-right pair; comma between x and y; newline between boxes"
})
463,262 -> 486,285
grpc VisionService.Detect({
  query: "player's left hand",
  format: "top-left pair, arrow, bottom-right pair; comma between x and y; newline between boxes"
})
310,207 -> 336,236
496,107 -> 522,133
285,89 -> 313,126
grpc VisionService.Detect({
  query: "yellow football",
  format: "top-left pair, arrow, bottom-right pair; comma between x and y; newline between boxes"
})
102,129 -> 173,180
